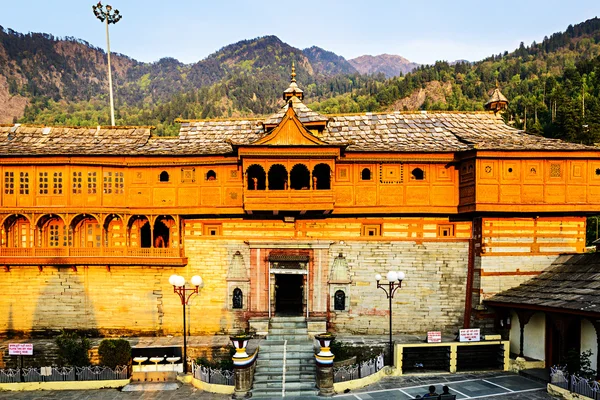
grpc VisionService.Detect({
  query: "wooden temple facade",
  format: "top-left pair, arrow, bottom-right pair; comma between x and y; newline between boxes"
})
0,73 -> 599,353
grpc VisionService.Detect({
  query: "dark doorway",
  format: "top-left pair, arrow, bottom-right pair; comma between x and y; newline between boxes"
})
140,221 -> 151,248
546,315 -> 580,366
275,274 -> 303,315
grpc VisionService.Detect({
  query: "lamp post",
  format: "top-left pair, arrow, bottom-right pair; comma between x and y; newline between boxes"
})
169,274 -> 203,374
92,2 -> 122,126
375,270 -> 405,366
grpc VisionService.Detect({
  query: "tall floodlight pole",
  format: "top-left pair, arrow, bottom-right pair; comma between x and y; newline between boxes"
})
93,2 -> 122,126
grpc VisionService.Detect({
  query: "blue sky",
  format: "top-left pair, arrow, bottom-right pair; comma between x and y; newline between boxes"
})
0,0 -> 598,65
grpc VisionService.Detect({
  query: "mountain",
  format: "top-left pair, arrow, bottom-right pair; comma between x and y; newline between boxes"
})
303,46 -> 357,76
0,30 -> 381,126
348,54 -> 420,78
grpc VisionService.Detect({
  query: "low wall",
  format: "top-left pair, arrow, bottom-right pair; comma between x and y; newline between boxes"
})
0,379 -> 129,391
191,376 -> 234,395
334,367 -> 389,393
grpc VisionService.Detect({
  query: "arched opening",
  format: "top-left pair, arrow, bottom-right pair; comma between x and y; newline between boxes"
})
334,290 -> 346,311
38,215 -> 69,248
246,165 -> 266,190
268,164 -> 288,190
290,164 -> 310,190
312,164 -> 331,190
71,214 -> 101,248
129,216 -> 151,248
206,170 -> 217,181
361,168 -> 371,181
232,288 -> 243,309
104,214 -> 124,247
154,216 -> 175,248
159,171 -> 169,182
3,214 -> 31,248
411,168 -> 425,180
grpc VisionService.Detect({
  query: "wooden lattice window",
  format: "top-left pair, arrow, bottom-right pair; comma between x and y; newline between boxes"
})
87,172 -> 97,194
4,171 -> 14,195
39,172 -> 48,195
550,163 -> 562,178
115,172 -> 124,194
103,171 -> 112,194
72,171 -> 82,194
53,172 -> 63,195
19,172 -> 29,195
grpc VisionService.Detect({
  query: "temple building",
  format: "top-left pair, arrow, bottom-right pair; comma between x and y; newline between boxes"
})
0,72 -> 599,368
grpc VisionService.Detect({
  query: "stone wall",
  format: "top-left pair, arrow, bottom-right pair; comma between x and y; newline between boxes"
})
328,241 -> 470,334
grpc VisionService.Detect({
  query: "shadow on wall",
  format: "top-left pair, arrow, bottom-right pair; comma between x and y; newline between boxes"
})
31,267 -> 98,335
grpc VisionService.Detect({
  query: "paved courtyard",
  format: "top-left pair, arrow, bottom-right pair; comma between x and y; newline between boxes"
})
0,372 -> 559,400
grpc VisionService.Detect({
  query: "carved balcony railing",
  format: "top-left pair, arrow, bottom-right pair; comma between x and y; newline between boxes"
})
243,189 -> 335,212
0,247 -> 187,267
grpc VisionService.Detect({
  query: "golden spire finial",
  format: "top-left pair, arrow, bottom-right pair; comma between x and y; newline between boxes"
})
291,62 -> 296,83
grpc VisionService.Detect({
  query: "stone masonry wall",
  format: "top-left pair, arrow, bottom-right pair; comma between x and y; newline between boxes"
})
328,241 -> 470,334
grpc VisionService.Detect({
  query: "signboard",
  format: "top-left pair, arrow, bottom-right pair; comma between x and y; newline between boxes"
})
9,343 -> 33,355
427,331 -> 442,343
459,328 -> 481,342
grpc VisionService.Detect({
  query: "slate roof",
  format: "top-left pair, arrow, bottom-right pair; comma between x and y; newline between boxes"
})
0,105 -> 594,156
486,253 -> 600,316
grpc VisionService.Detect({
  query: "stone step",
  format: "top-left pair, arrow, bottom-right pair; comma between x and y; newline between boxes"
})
254,364 -> 316,374
259,343 -> 312,353
252,389 -> 320,399
268,327 -> 308,335
266,334 -> 310,341
254,371 -> 315,382
269,321 -> 308,329
253,379 -> 316,390
258,350 -> 314,360
270,316 -> 307,322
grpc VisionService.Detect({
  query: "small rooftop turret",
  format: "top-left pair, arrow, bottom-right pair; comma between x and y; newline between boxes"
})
485,82 -> 509,113
283,62 -> 304,101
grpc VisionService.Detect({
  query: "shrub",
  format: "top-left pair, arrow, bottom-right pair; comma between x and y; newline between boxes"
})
98,339 -> 132,369
55,331 -> 91,366
195,346 -> 235,371
330,341 -> 382,364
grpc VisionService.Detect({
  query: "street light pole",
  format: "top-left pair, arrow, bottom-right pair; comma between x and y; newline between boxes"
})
169,274 -> 203,374
92,2 -> 122,126
375,270 -> 405,366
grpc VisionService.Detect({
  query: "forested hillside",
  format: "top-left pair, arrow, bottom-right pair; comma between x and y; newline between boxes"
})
311,17 -> 600,145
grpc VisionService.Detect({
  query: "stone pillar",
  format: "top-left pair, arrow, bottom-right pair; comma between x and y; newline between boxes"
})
231,335 -> 256,399
315,333 -> 335,396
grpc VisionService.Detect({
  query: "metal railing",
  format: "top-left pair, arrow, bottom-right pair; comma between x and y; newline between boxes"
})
191,363 -> 234,386
551,366 -> 600,399
0,366 -> 128,383
334,354 -> 384,383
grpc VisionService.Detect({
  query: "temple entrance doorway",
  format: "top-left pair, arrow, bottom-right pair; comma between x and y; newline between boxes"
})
274,274 -> 303,316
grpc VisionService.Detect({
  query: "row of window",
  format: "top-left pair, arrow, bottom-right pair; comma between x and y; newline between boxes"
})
5,171 -> 125,196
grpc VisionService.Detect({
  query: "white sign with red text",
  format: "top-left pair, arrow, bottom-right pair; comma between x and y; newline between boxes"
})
9,343 -> 33,355
459,328 -> 481,342
427,331 -> 442,343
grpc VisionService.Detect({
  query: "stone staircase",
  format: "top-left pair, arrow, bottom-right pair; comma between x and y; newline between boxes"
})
252,316 -> 318,398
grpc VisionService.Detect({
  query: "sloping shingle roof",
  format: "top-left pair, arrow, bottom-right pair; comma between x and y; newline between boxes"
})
486,253 -> 600,315
0,109 -> 593,156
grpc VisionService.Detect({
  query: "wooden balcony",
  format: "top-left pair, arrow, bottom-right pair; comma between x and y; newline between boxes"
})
0,247 -> 187,267
243,189 -> 335,212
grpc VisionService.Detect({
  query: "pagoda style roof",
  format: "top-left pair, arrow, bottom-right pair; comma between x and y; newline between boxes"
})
0,110 -> 593,157
486,253 -> 600,316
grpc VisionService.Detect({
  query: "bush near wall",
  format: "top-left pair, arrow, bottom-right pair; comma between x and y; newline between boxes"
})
98,339 -> 132,369
55,331 -> 91,366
